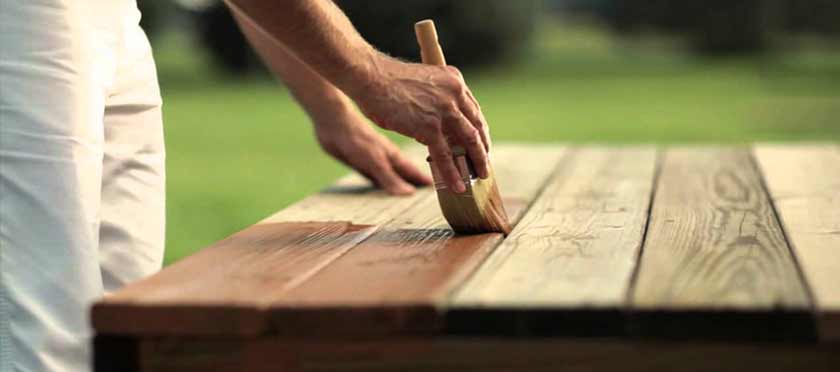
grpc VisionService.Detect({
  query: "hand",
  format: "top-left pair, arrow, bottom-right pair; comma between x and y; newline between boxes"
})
313,107 -> 433,195
352,56 -> 491,194
228,0 -> 488,193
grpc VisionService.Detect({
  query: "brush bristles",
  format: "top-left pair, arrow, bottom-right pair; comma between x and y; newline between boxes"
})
429,150 -> 511,235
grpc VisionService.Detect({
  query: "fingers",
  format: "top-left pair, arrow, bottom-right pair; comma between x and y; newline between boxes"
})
389,150 -> 433,186
427,134 -> 466,193
463,88 -> 491,151
448,108 -> 489,179
343,147 -> 417,196
445,66 -> 491,178
365,157 -> 416,196
447,66 -> 491,151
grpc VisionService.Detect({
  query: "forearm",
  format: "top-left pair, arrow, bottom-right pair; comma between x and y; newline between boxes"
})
225,0 -> 489,192
231,7 -> 353,125
224,0 -> 381,99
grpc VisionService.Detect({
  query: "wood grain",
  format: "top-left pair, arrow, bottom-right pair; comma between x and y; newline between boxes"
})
753,144 -> 840,340
92,145 -> 840,372
263,144 -> 564,225
93,222 -> 377,335
491,144 -> 570,220
631,148 -> 813,339
93,144 -> 566,337
266,145 -> 567,336
450,147 -> 657,336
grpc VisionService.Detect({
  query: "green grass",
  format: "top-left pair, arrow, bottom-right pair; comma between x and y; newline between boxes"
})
156,19 -> 840,264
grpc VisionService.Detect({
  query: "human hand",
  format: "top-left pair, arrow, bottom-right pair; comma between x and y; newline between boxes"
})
313,107 -> 433,195
227,0 -> 489,193
351,57 -> 491,193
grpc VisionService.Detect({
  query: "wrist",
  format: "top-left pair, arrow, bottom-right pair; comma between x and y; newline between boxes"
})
337,49 -> 393,105
305,91 -> 357,130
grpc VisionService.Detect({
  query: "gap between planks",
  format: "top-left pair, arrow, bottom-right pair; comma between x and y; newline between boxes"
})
452,145 -> 828,341
630,146 -> 815,341
263,144 -> 568,337
93,144 -> 568,337
753,143 -> 840,341
93,144 -> 836,342
450,146 -> 659,337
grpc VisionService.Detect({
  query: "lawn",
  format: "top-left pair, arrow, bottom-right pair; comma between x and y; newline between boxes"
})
156,18 -> 840,264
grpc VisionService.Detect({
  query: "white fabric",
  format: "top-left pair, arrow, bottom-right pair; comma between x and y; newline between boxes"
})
0,1 -> 165,371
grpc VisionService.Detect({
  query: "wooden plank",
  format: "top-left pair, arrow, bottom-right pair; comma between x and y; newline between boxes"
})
490,144 -> 571,220
267,145 -> 567,336
450,147 -> 658,336
93,144 -> 565,337
262,143 -> 562,225
94,146 -> 435,335
631,147 -> 813,340
753,144 -> 840,340
94,145 -> 425,335
93,222 -> 377,335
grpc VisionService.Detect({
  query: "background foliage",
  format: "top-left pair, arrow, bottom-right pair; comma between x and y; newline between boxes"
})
145,1 -> 840,263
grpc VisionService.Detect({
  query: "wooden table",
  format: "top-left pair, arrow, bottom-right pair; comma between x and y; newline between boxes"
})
93,144 -> 840,371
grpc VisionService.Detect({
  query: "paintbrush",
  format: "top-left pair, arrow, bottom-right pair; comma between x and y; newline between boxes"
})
414,19 -> 512,235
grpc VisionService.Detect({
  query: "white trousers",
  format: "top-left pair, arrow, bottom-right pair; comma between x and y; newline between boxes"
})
0,1 -> 165,371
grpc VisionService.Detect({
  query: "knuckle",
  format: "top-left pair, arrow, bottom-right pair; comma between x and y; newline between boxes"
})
463,127 -> 479,142
372,150 -> 389,163
461,120 -> 477,132
467,98 -> 482,113
447,80 -> 466,95
445,106 -> 460,120
441,75 -> 462,91
464,103 -> 479,118
381,177 -> 398,188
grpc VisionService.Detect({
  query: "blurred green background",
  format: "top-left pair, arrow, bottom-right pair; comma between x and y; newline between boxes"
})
149,0 -> 840,263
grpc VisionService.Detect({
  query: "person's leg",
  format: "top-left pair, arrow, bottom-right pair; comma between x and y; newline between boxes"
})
0,1 -> 111,371
99,6 -> 165,292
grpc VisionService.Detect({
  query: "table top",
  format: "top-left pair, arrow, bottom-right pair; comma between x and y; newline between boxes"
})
93,143 -> 840,343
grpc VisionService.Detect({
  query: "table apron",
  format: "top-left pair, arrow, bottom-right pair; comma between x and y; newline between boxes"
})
95,335 -> 840,372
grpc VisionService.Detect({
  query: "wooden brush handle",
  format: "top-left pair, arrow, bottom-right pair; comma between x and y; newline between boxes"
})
415,19 -> 471,175
415,20 -> 446,66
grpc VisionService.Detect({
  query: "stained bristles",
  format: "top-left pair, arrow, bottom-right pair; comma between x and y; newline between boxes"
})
414,21 -> 509,235
428,148 -> 511,235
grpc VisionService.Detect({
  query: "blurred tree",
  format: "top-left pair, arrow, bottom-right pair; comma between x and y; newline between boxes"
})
336,0 -> 539,68
604,0 -> 840,54
688,0 -> 780,54
194,3 -> 257,74
163,0 -> 538,74
783,0 -> 840,35
609,0 -> 779,54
